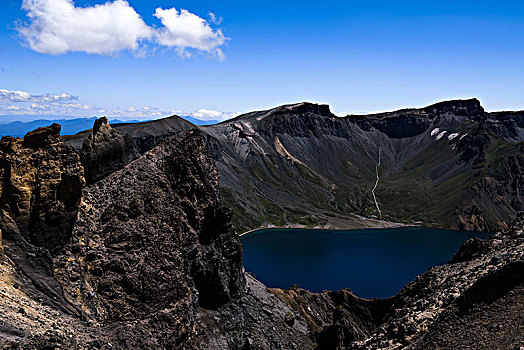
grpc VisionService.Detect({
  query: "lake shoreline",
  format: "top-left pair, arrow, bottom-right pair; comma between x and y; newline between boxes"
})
238,217 -> 415,237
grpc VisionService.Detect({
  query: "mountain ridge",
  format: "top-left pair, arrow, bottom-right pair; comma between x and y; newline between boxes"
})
58,98 -> 524,233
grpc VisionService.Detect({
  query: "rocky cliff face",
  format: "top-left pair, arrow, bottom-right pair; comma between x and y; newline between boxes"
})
201,99 -> 524,232
0,124 -> 315,349
0,124 -> 85,254
62,99 -> 524,233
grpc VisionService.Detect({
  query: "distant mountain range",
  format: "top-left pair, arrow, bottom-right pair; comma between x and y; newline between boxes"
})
0,115 -> 220,137
180,115 -> 221,126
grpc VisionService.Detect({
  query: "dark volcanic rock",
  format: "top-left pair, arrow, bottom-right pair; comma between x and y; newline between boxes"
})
58,129 -> 243,319
424,98 -> 485,117
50,129 -> 314,348
272,286 -> 392,348
200,99 -> 524,232
1,120 -> 524,349
79,116 -> 139,184
60,99 -> 524,232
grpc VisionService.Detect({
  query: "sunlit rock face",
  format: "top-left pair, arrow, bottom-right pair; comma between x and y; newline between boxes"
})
0,123 -> 85,254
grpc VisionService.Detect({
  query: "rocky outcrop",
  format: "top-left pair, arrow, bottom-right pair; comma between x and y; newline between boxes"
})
0,124 -> 85,254
424,98 -> 486,117
1,127 -> 315,349
58,129 -> 243,319
271,286 -> 392,347
201,99 -> 524,232
79,116 -> 139,184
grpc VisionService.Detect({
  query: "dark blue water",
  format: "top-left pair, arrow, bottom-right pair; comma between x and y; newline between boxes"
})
241,227 -> 491,299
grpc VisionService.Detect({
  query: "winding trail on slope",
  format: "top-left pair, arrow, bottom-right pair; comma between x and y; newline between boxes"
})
372,145 -> 382,219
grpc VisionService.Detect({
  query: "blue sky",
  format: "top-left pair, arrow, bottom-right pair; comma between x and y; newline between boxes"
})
1,0 -> 524,121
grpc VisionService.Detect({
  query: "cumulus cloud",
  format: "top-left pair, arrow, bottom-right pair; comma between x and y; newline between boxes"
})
19,0 -> 152,55
0,88 -> 77,103
154,8 -> 227,59
18,0 -> 227,58
0,89 -> 32,102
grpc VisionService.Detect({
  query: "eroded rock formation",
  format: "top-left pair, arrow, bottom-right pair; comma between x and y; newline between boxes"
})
79,116 -> 139,184
0,123 -> 85,254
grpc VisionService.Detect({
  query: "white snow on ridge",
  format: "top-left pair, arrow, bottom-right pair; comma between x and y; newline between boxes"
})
430,128 -> 440,136
459,133 -> 468,140
436,131 -> 447,140
448,133 -> 460,140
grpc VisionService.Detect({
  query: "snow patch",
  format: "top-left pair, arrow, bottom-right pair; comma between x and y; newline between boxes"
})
430,128 -> 440,136
436,131 -> 447,140
448,133 -> 460,141
459,133 -> 468,140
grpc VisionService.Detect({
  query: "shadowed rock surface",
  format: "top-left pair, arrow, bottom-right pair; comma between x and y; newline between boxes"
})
202,99 -> 524,232
0,123 -> 85,254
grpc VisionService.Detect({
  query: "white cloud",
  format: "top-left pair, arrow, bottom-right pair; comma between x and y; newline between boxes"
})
0,88 -> 77,103
0,89 -> 237,123
189,108 -> 239,121
192,108 -> 223,119
0,89 -> 32,102
154,8 -> 227,59
42,92 -> 77,102
18,0 -> 227,58
30,103 -> 48,109
19,0 -> 152,55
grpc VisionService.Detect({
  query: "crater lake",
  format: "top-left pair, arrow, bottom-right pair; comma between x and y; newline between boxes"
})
241,227 -> 491,298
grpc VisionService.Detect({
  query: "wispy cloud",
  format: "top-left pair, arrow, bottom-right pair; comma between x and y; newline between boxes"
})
189,108 -> 238,121
18,0 -> 227,59
0,88 -> 77,103
0,88 -> 238,122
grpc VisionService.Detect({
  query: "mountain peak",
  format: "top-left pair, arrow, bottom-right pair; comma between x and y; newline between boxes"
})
424,98 -> 484,115
280,102 -> 333,117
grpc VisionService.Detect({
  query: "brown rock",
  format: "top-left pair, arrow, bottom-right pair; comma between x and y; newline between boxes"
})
0,124 -> 85,254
